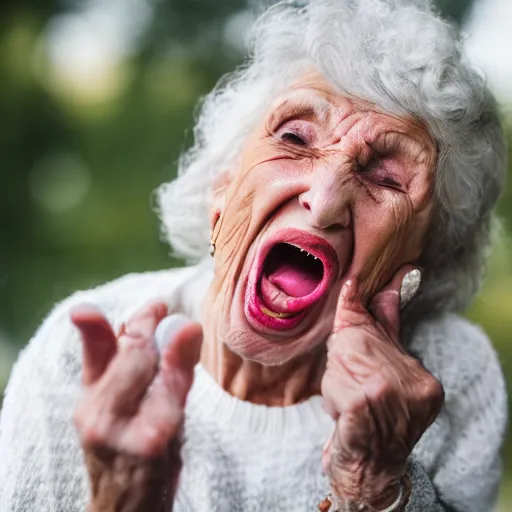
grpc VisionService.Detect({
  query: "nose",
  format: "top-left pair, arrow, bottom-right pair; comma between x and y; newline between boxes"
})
298,159 -> 353,230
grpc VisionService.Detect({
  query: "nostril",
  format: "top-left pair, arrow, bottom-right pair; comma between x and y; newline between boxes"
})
301,199 -> 311,211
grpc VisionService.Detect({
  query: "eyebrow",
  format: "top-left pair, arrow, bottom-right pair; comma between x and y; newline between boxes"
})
268,91 -> 333,127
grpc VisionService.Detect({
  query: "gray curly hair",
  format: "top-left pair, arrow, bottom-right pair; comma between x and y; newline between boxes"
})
156,0 -> 506,326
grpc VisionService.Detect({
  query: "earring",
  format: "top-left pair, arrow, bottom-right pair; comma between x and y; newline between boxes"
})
209,212 -> 222,258
400,269 -> 421,309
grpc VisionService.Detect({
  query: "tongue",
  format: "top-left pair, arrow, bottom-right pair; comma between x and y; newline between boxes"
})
268,263 -> 320,297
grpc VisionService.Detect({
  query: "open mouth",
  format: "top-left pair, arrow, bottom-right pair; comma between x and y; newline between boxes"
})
260,243 -> 324,314
245,228 -> 339,331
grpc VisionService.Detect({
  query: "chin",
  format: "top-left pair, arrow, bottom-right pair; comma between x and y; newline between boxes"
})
223,326 -> 322,366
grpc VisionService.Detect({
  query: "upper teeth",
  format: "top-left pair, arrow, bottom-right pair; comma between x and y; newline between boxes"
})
298,247 -> 318,260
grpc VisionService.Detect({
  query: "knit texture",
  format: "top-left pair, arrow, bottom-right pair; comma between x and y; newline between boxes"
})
0,262 -> 507,512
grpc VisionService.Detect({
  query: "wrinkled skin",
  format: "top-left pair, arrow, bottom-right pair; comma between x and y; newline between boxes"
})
202,70 -> 435,394
72,70 -> 443,510
201,70 -> 442,507
321,271 -> 443,508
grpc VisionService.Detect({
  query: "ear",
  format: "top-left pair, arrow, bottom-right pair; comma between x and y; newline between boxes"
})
209,170 -> 232,229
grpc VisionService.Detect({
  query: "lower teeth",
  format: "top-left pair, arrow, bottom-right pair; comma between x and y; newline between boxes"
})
260,306 -> 294,319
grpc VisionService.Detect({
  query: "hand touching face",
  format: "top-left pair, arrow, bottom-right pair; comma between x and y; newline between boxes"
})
204,70 -> 436,365
321,267 -> 444,509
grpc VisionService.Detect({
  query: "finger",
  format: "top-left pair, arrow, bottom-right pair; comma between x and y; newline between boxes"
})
161,322 -> 203,380
322,351 -> 369,420
70,303 -> 117,385
123,321 -> 203,456
118,301 -> 168,348
154,314 -> 192,353
147,315 -> 203,414
332,277 -> 372,333
121,374 -> 185,456
369,265 -> 420,343
95,302 -> 168,414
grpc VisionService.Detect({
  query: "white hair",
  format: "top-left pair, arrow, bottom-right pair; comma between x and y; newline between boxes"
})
156,0 -> 506,325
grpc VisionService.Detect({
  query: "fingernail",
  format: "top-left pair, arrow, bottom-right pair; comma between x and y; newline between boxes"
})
400,269 -> 421,309
69,302 -> 103,319
155,314 -> 191,353
341,278 -> 357,301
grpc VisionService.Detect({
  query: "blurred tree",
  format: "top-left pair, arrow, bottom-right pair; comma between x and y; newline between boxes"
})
0,0 -> 477,344
436,0 -> 474,22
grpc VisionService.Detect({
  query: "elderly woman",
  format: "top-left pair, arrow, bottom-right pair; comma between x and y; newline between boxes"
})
0,0 -> 507,511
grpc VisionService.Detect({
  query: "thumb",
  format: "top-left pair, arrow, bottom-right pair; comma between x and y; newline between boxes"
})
370,265 -> 421,343
70,303 -> 117,385
332,277 -> 372,333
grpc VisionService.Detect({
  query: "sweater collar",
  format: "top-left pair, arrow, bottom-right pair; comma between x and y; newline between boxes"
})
186,364 -> 333,437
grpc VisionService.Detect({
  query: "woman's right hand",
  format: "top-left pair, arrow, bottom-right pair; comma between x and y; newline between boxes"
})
71,302 -> 203,512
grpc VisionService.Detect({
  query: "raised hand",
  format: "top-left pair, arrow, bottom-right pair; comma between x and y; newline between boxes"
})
321,268 -> 444,509
71,302 -> 202,512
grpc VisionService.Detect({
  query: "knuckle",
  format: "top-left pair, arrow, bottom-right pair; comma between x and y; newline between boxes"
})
118,332 -> 157,353
414,374 -> 445,416
408,357 -> 424,373
74,396 -> 114,448
345,392 -> 369,415
423,375 -> 444,401
79,415 -> 112,448
365,373 -> 392,402
142,425 -> 176,457
406,357 -> 444,399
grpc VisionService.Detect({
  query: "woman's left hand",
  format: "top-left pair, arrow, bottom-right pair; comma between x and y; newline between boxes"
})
321,267 -> 444,509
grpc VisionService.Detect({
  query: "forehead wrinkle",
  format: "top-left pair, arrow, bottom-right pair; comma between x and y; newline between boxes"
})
329,104 -> 436,163
285,69 -> 436,141
339,115 -> 435,176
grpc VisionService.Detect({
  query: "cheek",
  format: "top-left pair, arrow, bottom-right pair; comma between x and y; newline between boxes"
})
208,155 -> 308,307
349,192 -> 419,299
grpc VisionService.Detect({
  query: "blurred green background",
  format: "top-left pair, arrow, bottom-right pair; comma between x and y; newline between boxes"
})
0,0 -> 511,508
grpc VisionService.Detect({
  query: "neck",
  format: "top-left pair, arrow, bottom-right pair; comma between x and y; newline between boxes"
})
200,337 -> 326,406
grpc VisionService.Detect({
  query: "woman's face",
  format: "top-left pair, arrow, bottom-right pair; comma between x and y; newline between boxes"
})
204,70 -> 436,365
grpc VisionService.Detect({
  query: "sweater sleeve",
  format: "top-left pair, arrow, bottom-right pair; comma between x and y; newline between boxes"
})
404,458 -> 446,511
407,314 -> 508,512
0,294 -> 89,512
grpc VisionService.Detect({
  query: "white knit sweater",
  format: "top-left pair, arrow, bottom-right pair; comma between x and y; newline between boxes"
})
0,262 -> 507,512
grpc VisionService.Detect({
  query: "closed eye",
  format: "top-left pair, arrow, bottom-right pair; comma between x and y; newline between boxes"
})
281,132 -> 307,146
358,159 -> 404,191
380,177 -> 402,189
